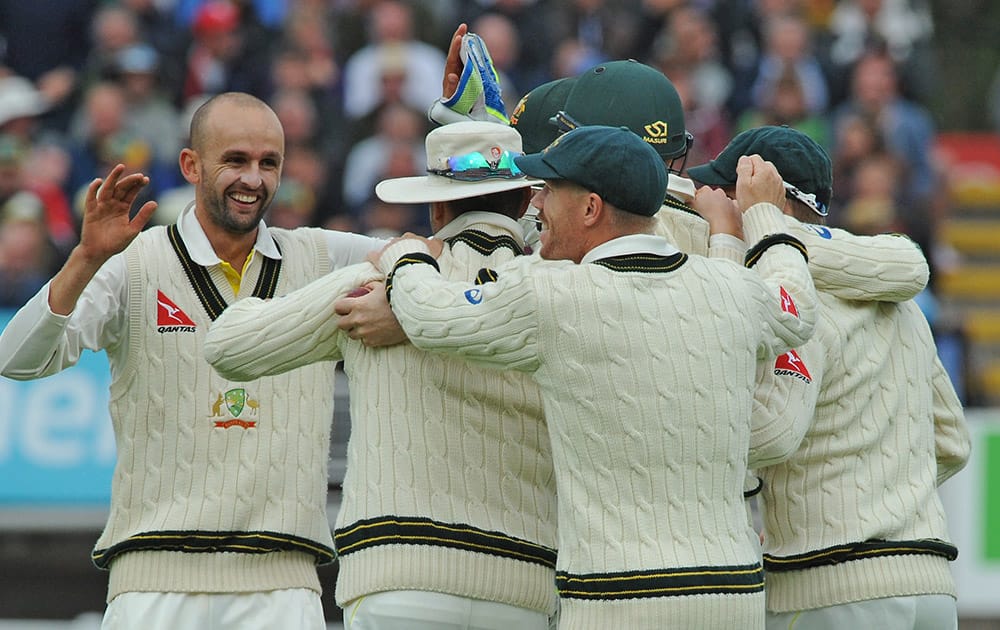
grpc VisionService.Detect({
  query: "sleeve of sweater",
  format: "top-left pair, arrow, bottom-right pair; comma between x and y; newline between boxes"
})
931,353 -> 971,485
204,261 -> 383,381
749,336 -> 825,468
786,219 -> 929,302
741,202 -> 818,358
377,240 -> 542,372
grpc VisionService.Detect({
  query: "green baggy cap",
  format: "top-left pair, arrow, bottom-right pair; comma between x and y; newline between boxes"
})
515,125 -> 668,217
688,125 -> 833,212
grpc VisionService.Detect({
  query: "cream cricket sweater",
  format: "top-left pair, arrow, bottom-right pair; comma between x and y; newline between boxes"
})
752,222 -> 971,613
95,225 -> 336,600
378,203 -> 816,629
205,213 -> 558,614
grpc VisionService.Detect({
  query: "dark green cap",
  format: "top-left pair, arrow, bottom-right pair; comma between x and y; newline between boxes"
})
515,125 -> 667,217
688,126 -> 833,212
509,77 -> 575,154
558,60 -> 690,160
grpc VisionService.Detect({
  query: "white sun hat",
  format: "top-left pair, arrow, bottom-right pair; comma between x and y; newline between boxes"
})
0,76 -> 49,127
375,120 -> 541,204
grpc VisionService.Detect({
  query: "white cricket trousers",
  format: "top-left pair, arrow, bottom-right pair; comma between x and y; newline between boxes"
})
343,590 -> 550,630
765,594 -> 957,630
101,589 -> 326,630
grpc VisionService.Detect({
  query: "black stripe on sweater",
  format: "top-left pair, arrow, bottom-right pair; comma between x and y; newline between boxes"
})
763,538 -> 958,572
334,515 -> 557,568
167,224 -> 282,320
556,563 -> 764,600
445,229 -> 524,257
385,252 -> 439,304
91,529 -> 335,569
744,234 -> 808,268
592,252 -> 688,274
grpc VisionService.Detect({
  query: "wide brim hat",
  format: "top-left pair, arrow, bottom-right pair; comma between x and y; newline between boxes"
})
0,76 -> 49,126
376,120 -> 540,204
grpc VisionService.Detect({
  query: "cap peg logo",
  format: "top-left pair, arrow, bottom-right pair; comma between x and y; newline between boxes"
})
643,121 -> 669,138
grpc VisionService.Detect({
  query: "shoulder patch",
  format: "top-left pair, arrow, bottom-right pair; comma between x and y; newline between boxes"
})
774,349 -> 812,383
779,286 -> 799,317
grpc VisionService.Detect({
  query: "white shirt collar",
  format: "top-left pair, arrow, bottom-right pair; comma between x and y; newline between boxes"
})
434,211 -> 525,246
176,201 -> 281,266
581,233 -> 680,265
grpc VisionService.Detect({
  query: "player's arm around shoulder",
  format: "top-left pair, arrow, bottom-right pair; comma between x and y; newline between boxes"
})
785,217 -> 929,302
730,156 -> 818,354
375,236 -> 543,372
204,261 -> 383,380
750,333 -> 825,468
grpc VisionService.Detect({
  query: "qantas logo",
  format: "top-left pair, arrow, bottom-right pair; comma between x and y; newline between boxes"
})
156,291 -> 196,332
774,349 -> 812,383
779,286 -> 799,317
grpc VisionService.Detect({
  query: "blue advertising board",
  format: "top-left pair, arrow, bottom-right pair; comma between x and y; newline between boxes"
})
0,310 -> 114,504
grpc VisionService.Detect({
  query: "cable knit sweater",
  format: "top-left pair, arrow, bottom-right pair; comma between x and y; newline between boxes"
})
376,202 -> 817,629
205,212 -> 558,614
751,220 -> 970,613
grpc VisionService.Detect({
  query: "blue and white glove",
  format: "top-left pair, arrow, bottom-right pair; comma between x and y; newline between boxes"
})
428,33 -> 508,126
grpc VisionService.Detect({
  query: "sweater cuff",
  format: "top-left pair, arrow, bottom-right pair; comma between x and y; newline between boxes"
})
741,202 -> 787,243
375,239 -> 432,275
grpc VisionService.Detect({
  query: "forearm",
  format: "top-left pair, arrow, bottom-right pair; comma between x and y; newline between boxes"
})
789,220 -> 929,302
750,339 -> 822,468
0,286 -> 75,379
743,202 -> 818,353
47,245 -> 110,315
205,262 -> 382,380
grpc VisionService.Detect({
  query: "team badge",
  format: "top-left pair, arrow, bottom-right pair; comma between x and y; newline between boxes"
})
156,290 -> 196,332
210,388 -> 260,429
779,287 -> 799,317
464,288 -> 484,304
773,350 -> 812,384
803,224 -> 832,239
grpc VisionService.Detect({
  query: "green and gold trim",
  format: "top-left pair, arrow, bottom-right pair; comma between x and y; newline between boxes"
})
556,563 -> 764,600
593,252 -> 688,274
334,516 -> 556,568
167,224 -> 282,320
744,233 -> 808,268
446,229 -> 524,257
91,529 -> 335,569
386,252 -> 439,303
763,538 -> 959,572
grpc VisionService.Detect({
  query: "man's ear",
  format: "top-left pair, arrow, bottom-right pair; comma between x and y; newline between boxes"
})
179,148 -> 200,185
581,192 -> 603,227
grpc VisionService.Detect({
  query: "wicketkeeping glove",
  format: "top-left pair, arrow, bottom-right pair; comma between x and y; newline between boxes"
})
428,33 -> 509,126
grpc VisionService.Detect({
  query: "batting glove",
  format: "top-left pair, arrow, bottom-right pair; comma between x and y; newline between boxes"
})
428,33 -> 509,126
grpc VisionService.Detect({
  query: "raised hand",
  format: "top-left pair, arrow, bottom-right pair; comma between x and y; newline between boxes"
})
734,154 -> 785,213
692,186 -> 743,240
442,23 -> 469,99
79,163 -> 158,264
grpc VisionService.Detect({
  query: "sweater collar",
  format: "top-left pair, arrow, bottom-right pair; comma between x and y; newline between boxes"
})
434,211 -> 525,245
582,234 -> 680,265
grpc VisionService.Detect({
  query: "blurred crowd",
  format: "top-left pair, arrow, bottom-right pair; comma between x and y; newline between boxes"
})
0,0 -> 962,326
